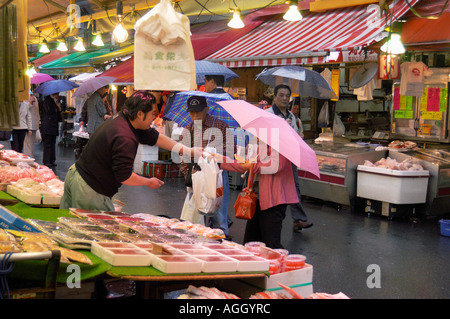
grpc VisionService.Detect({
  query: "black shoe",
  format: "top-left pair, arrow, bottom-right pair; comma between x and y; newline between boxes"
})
50,162 -> 57,167
293,220 -> 313,232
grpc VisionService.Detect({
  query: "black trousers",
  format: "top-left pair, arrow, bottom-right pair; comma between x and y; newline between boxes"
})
11,129 -> 27,153
42,134 -> 57,165
243,201 -> 287,249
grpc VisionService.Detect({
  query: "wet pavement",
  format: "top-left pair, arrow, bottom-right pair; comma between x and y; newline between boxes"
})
22,141 -> 450,299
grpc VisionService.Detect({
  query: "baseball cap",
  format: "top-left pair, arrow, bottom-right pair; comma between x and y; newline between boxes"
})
187,95 -> 208,112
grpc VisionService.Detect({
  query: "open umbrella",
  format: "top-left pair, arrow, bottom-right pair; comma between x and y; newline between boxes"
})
256,66 -> 337,100
218,99 -> 320,177
30,73 -> 55,85
72,76 -> 117,97
195,61 -> 239,85
34,80 -> 79,96
164,91 -> 239,128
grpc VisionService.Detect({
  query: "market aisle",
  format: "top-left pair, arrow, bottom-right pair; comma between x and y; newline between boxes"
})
30,142 -> 450,299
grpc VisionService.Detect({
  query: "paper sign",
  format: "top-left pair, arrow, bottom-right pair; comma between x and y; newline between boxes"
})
440,88 -> 448,112
394,110 -> 413,119
393,87 -> 400,110
427,88 -> 441,112
420,87 -> 428,111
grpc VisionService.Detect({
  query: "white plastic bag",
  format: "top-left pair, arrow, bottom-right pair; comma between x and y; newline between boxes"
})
318,102 -> 329,127
333,113 -> 346,136
133,0 -> 196,91
192,157 -> 223,215
180,188 -> 205,225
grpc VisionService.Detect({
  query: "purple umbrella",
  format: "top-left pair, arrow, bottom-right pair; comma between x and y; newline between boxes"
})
30,73 -> 55,85
72,76 -> 117,97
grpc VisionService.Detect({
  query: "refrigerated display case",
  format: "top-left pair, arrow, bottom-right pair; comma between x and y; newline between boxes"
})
298,142 -> 386,211
390,67 -> 450,143
389,148 -> 450,217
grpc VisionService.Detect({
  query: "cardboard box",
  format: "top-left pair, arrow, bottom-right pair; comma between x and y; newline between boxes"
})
220,264 -> 313,299
0,205 -> 41,232
357,165 -> 429,204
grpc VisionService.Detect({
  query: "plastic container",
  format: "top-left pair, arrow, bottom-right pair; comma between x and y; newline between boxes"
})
439,219 -> 450,237
245,241 -> 266,256
273,249 -> 289,272
357,165 -> 429,204
285,254 -> 306,271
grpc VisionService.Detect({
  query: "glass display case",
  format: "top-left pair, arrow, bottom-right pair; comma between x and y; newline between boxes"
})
298,142 -> 386,211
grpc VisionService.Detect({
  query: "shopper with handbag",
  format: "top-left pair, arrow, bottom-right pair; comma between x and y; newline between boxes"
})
219,144 -> 298,249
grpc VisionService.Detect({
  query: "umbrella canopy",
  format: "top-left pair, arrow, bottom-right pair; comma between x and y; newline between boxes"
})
72,76 -> 117,97
195,60 -> 239,85
218,99 -> 320,177
33,79 -> 79,96
165,91 -> 238,128
30,73 -> 55,85
256,66 -> 337,100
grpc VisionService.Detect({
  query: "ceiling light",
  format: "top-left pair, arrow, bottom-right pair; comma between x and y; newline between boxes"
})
57,40 -> 68,52
380,33 -> 405,55
228,9 -> 244,29
26,66 -> 37,77
92,33 -> 104,46
113,1 -> 128,43
283,2 -> 302,22
74,37 -> 86,51
39,39 -> 50,53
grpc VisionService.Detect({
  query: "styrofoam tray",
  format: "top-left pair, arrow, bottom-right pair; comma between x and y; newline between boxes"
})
151,255 -> 203,274
230,255 -> 270,272
91,242 -> 152,266
195,255 -> 238,273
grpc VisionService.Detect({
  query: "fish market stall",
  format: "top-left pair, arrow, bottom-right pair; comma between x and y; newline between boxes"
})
298,141 -> 385,211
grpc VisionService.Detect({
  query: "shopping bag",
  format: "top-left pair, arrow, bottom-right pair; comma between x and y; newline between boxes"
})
318,102 -> 329,128
333,113 -> 345,136
180,188 -> 205,225
192,157 -> 224,215
234,164 -> 258,220
133,0 -> 196,91
35,129 -> 42,143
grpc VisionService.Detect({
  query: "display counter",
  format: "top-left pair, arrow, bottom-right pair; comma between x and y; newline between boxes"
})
389,149 -> 450,216
298,141 -> 386,211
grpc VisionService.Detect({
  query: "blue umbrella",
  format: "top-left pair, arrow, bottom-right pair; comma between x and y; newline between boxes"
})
195,61 -> 239,85
164,91 -> 239,128
256,66 -> 337,100
34,79 -> 79,96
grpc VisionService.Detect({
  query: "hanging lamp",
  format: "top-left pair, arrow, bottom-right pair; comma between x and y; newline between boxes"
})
57,39 -> 68,52
228,9 -> 244,29
92,33 -> 104,46
283,1 -> 302,22
39,39 -> 50,53
74,37 -> 86,51
380,33 -> 405,55
113,1 -> 128,43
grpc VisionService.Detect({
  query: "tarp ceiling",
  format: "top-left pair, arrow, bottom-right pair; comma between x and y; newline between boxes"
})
99,56 -> 134,85
37,46 -> 114,75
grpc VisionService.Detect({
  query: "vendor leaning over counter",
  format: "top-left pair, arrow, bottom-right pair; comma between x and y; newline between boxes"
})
60,91 -> 202,211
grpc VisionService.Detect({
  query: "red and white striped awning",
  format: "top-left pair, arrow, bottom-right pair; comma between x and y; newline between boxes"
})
206,0 -> 419,68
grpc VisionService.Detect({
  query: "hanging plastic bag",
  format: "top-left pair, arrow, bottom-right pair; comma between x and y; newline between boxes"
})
180,188 -> 205,225
333,113 -> 346,136
318,102 -> 329,128
134,0 -> 196,91
192,157 -> 223,216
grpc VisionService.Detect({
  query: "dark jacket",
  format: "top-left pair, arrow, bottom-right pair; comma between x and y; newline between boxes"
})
40,95 -> 62,135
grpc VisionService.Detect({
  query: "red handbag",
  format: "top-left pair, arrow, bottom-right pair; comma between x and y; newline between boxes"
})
234,164 -> 258,220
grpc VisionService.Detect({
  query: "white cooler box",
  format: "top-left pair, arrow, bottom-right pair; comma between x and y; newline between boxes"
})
357,165 -> 429,204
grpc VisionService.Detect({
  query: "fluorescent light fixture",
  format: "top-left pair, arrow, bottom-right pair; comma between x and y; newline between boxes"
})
283,3 -> 302,22
74,37 -> 86,51
380,33 -> 405,55
92,33 -> 104,46
228,10 -> 244,29
57,40 -> 68,52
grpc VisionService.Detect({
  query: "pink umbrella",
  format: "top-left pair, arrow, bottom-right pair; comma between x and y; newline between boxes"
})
218,99 -> 320,177
30,73 -> 55,84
